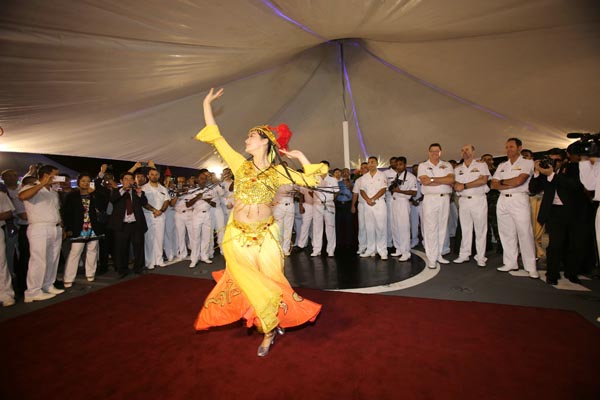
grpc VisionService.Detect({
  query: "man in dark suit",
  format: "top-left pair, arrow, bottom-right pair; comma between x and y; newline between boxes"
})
108,172 -> 148,278
529,149 -> 588,285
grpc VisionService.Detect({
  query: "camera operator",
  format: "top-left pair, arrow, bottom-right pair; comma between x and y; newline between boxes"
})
529,149 -> 587,284
388,157 -> 417,261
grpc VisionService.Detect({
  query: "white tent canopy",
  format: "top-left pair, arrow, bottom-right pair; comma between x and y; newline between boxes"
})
1,0 -> 599,170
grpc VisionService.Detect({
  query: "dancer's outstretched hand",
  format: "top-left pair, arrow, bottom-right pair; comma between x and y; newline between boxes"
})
204,88 -> 224,105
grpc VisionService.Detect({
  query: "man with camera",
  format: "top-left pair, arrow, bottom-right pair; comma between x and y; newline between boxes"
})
530,149 -> 587,284
453,145 -> 491,267
388,157 -> 417,261
18,165 -> 65,302
186,169 -> 216,266
491,138 -> 538,278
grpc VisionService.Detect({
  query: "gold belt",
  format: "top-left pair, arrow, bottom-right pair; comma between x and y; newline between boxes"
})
232,216 -> 275,247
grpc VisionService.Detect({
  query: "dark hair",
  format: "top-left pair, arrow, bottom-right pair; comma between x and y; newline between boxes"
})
360,162 -> 368,166
429,143 -> 442,151
397,156 -> 407,164
120,171 -> 134,180
38,165 -> 58,179
22,176 -> 37,185
507,137 -> 522,147
76,173 -> 92,185
368,156 -> 378,162
548,148 -> 566,159
147,167 -> 158,174
332,168 -> 341,173
389,157 -> 397,162
320,160 -> 330,166
481,153 -> 493,158
197,168 -> 209,176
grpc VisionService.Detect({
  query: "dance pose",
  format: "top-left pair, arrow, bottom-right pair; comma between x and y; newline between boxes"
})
194,88 -> 325,356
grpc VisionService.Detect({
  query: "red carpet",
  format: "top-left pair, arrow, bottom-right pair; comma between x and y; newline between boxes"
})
1,274 -> 598,400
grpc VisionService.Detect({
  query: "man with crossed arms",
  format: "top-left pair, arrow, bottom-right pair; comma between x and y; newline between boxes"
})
453,144 -> 490,267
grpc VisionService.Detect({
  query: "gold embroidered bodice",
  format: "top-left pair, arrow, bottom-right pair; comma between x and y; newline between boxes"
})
235,161 -> 280,205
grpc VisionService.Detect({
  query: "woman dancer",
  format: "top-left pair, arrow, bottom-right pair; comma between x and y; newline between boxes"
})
194,88 -> 324,356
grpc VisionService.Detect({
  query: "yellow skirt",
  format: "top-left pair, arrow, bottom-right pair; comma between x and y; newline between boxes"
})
194,216 -> 321,333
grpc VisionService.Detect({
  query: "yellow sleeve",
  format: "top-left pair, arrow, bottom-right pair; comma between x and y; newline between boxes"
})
275,163 -> 328,187
195,125 -> 246,174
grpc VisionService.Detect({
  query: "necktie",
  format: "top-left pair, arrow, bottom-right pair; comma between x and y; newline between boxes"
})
125,192 -> 133,215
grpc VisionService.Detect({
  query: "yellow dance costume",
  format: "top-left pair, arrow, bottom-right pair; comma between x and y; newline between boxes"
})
194,125 -> 325,333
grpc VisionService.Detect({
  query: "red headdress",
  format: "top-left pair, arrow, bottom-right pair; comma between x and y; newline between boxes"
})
269,123 -> 293,154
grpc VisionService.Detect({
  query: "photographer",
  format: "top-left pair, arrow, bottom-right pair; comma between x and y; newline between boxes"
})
529,149 -> 587,284
388,157 -> 417,261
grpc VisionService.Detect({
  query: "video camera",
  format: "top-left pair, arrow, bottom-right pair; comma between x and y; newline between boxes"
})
388,178 -> 404,192
567,132 -> 600,157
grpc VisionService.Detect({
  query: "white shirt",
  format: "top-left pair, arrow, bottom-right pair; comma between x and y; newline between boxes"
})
298,186 -> 316,206
418,160 -> 454,195
0,192 -> 16,228
579,159 -> 600,201
273,184 -> 295,204
6,187 -> 27,225
454,160 -> 490,197
141,183 -> 170,214
313,175 -> 339,206
192,186 -> 216,214
353,176 -> 365,204
391,170 -> 418,200
360,170 -> 387,199
492,156 -> 534,194
219,180 -> 235,207
19,183 -> 61,225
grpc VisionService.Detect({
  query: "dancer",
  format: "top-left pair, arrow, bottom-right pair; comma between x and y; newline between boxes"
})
194,88 -> 325,356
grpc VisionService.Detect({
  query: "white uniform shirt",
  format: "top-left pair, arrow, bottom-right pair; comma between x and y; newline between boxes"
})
173,190 -> 197,213
298,186 -> 316,206
314,175 -> 339,207
19,183 -> 61,224
353,176 -> 365,204
141,183 -> 170,214
454,160 -> 490,197
273,184 -> 295,204
360,170 -> 387,199
211,184 -> 225,208
492,156 -> 534,194
192,186 -> 216,214
6,187 -> 27,225
579,160 -> 600,201
0,192 -> 16,227
219,180 -> 235,208
418,160 -> 454,195
391,170 -> 418,200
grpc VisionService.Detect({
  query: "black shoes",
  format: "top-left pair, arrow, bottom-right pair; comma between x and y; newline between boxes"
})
546,277 -> 558,285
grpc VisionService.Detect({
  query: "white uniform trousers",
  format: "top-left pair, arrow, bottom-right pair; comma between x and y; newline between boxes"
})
0,229 -> 15,303
191,211 -> 211,263
209,206 -> 225,257
4,229 -> 18,275
457,196 -> 488,263
296,203 -> 314,248
163,208 -> 177,261
312,203 -> 336,255
25,223 -> 62,297
357,203 -> 367,252
63,240 -> 98,284
422,194 -> 450,265
385,192 -> 393,247
273,200 -> 295,254
294,202 -> 303,246
410,203 -> 422,248
595,206 -> 600,263
363,200 -> 387,257
390,197 -> 411,257
496,193 -> 537,271
144,213 -> 166,267
174,210 -> 193,258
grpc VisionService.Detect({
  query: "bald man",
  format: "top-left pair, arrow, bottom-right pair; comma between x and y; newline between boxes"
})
453,144 -> 490,267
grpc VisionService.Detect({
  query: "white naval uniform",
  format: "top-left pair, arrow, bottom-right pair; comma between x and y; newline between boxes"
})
311,175 -> 339,256
389,170 -> 417,258
190,186 -> 215,263
579,159 -> 600,262
0,192 -> 16,304
209,184 -> 226,257
410,180 -> 424,248
219,180 -> 235,223
353,176 -> 367,253
5,187 -> 25,275
163,191 -> 178,261
142,183 -> 170,267
273,184 -> 296,255
454,160 -> 490,263
418,160 -> 454,266
360,170 -> 388,257
493,156 -> 536,272
173,191 -> 195,259
383,168 -> 398,247
19,183 -> 62,298
296,186 -> 315,249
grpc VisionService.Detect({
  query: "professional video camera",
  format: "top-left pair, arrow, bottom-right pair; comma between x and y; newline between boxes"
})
567,132 -> 600,157
388,177 -> 404,192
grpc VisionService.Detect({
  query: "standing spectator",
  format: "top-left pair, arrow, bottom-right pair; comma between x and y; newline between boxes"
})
163,176 -> 178,262
94,166 -> 116,274
1,170 -> 27,280
220,169 -> 235,222
418,144 -> 455,268
491,138 -> 538,278
295,185 -> 315,251
142,168 -> 170,269
171,180 -> 195,261
109,172 -> 148,278
186,169 -> 216,266
453,145 -> 491,267
522,149 -> 545,260
389,157 -> 417,261
0,191 -> 16,306
334,168 -> 354,251
272,183 -> 295,256
311,161 -> 339,257
351,163 -> 368,254
579,153 -> 600,268
208,172 -> 226,257
359,156 -> 388,260
62,173 -> 100,287
18,165 -> 64,302
481,153 -> 502,253
383,157 -> 399,248
409,163 -> 424,248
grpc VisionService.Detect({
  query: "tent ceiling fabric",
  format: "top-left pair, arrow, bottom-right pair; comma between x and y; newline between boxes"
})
1,0 -> 599,169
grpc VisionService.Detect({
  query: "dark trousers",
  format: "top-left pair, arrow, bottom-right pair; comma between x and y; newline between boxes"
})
98,226 -> 113,271
113,223 -> 145,274
545,205 -> 584,280
15,225 -> 30,296
335,201 -> 354,249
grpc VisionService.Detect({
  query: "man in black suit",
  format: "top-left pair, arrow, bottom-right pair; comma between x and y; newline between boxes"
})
529,149 -> 587,285
108,172 -> 148,278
